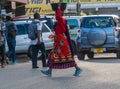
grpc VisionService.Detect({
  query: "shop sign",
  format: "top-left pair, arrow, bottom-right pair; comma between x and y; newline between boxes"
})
25,4 -> 55,15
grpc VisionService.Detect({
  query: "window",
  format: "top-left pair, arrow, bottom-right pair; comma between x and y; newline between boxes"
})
24,23 -> 29,32
42,23 -> 49,32
81,16 -> 115,28
16,25 -> 27,35
67,19 -> 79,30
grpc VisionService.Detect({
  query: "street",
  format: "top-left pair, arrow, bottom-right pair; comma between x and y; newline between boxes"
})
0,53 -> 120,89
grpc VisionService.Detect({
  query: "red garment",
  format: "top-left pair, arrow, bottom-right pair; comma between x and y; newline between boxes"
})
55,7 -> 66,35
54,7 -> 70,56
47,7 -> 77,68
47,6 -> 73,63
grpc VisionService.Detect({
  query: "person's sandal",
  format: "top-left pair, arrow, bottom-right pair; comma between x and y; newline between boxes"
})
41,70 -> 51,76
73,68 -> 82,76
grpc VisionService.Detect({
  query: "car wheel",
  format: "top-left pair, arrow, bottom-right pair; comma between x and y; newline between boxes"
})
71,40 -> 77,54
116,51 -> 120,58
77,52 -> 85,60
27,46 -> 42,59
87,52 -> 94,59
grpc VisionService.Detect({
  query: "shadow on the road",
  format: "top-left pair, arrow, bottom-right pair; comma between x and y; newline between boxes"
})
16,54 -> 30,63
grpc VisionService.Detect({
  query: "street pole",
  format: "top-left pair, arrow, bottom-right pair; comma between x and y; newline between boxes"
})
76,2 -> 81,16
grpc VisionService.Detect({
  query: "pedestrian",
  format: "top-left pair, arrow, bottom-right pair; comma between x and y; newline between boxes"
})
0,30 -> 5,68
5,16 -> 17,65
41,4 -> 82,76
28,12 -> 46,69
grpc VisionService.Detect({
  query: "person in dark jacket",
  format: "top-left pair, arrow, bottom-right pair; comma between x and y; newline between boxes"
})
5,16 -> 17,65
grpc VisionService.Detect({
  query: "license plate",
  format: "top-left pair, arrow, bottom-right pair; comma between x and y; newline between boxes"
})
94,48 -> 103,53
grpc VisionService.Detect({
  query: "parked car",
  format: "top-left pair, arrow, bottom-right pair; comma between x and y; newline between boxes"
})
76,15 -> 120,60
65,17 -> 82,54
5,20 -> 54,58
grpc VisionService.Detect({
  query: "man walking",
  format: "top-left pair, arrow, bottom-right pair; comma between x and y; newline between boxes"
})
28,13 -> 46,69
5,16 -> 17,65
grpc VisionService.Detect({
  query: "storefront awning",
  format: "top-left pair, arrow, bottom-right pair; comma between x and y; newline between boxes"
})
7,0 -> 28,4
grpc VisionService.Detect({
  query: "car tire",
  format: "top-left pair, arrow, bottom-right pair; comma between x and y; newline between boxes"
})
77,52 -> 85,60
71,40 -> 77,54
116,51 -> 120,58
87,52 -> 94,59
27,46 -> 42,59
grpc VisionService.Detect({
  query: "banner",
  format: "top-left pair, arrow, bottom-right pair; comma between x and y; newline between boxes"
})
25,4 -> 55,15
25,0 -> 120,15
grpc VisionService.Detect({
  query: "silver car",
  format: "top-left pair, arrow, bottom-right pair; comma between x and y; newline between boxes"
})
5,20 -> 54,58
66,17 -> 81,54
77,15 -> 120,60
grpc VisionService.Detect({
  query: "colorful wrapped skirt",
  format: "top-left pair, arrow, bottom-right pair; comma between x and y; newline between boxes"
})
46,33 -> 77,69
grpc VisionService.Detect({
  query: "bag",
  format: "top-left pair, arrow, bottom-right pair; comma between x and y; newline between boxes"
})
28,21 -> 39,40
8,23 -> 16,37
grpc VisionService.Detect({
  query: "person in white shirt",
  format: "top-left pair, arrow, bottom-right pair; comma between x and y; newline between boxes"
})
30,13 -> 46,69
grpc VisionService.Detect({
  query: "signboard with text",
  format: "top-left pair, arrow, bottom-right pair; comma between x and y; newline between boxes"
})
25,4 -> 55,15
25,0 -> 120,15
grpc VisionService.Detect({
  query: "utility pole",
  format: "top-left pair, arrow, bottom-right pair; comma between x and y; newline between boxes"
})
76,1 -> 81,16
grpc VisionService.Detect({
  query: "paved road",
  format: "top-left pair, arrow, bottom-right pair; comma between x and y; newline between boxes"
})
0,53 -> 120,89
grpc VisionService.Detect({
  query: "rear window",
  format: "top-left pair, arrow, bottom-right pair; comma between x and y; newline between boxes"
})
67,19 -> 79,29
81,16 -> 115,28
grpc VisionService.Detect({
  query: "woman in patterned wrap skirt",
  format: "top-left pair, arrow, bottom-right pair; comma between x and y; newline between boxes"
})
41,5 -> 82,76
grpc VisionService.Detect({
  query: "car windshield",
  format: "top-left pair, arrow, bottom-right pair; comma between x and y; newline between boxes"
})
67,19 -> 79,29
81,16 -> 115,28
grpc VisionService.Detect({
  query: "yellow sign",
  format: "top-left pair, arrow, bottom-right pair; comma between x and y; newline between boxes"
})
25,0 -> 120,15
25,4 -> 55,15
